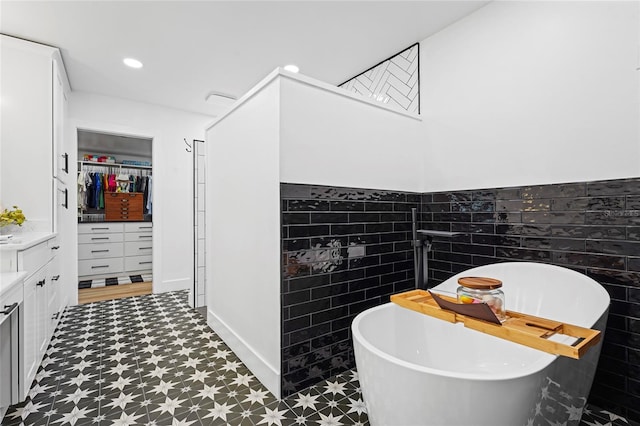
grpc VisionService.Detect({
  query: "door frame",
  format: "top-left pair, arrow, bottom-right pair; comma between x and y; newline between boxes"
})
70,120 -> 156,305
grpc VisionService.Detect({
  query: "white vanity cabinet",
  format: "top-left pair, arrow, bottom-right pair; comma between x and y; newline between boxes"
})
0,233 -> 62,401
78,222 -> 152,280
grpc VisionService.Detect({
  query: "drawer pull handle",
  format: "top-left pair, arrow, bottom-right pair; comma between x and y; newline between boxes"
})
51,246 -> 60,250
139,261 -> 152,265
139,226 -> 152,229
91,227 -> 109,230
91,250 -> 109,253
139,247 -> 152,250
91,237 -> 109,240
91,265 -> 109,269
52,275 -> 60,281
36,279 -> 46,287
2,303 -> 18,316
139,235 -> 152,239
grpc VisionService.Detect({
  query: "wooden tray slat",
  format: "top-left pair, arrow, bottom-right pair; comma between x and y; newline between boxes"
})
390,290 -> 600,359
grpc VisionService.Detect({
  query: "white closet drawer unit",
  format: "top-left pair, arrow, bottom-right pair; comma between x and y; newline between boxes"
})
125,232 -> 153,242
78,257 -> 124,276
124,222 -> 153,233
78,233 -> 124,244
124,241 -> 153,257
78,242 -> 124,260
125,255 -> 152,272
78,223 -> 124,234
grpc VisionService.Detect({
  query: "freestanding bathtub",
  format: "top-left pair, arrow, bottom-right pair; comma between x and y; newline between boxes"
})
352,262 -> 609,426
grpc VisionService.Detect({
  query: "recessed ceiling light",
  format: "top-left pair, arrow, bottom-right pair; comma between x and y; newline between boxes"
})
284,64 -> 299,73
123,58 -> 143,69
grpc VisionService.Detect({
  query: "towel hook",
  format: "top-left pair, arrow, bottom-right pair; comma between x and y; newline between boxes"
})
184,138 -> 192,153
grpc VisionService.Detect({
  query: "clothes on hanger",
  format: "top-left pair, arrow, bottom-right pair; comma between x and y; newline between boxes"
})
146,176 -> 152,214
78,169 -> 152,213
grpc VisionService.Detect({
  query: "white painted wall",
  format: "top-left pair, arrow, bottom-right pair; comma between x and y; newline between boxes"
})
205,70 -> 422,397
205,79 -> 282,397
420,1 -> 640,192
68,92 -> 213,298
279,75 -> 423,192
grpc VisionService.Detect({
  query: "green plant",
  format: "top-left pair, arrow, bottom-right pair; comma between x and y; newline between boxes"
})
0,206 -> 26,227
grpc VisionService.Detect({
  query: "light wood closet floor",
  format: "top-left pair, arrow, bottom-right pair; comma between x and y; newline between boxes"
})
78,282 -> 152,304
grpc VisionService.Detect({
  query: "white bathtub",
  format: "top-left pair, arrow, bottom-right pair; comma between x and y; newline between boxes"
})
352,262 -> 610,426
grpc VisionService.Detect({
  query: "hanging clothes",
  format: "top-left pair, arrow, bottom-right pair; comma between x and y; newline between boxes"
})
77,172 -> 87,211
93,173 -> 102,209
86,173 -> 94,208
108,174 -> 117,192
79,166 -> 151,215
146,175 -> 152,214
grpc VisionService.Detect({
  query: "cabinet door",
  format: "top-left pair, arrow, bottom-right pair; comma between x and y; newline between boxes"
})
52,59 -> 68,182
48,257 -> 61,335
0,36 -> 54,232
21,267 -> 47,395
36,267 -> 50,356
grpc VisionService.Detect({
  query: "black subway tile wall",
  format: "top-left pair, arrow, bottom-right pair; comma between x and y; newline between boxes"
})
281,183 -> 419,395
421,177 -> 640,422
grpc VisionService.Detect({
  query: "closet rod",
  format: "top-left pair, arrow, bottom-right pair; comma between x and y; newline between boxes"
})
78,160 -> 152,170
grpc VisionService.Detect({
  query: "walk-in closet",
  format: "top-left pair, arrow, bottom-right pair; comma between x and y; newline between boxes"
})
76,130 -> 153,303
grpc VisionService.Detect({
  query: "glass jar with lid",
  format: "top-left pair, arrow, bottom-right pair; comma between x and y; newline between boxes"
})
457,276 -> 506,322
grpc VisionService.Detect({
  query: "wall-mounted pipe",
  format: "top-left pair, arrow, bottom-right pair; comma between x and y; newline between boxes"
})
411,208 -> 424,289
412,208 -> 464,289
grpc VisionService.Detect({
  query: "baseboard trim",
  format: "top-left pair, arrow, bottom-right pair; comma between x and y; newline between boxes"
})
207,308 -> 281,399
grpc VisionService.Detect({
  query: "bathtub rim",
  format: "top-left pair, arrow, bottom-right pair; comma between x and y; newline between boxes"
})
352,302 -> 563,382
352,262 -> 610,382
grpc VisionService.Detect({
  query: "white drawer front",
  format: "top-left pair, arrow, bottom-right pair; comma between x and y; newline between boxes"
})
124,222 -> 153,233
78,242 -> 124,260
125,232 -> 153,242
78,258 -> 124,277
78,233 -> 124,244
124,255 -> 153,272
47,237 -> 60,252
18,242 -> 52,279
124,241 -> 153,257
78,223 -> 124,234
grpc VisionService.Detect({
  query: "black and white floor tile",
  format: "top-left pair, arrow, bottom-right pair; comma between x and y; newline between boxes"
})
2,290 -> 635,426
78,274 -> 152,289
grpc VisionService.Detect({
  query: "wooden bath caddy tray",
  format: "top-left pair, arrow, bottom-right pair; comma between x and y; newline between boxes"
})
390,290 -> 601,359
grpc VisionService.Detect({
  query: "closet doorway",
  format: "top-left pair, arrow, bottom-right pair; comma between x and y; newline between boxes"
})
76,129 -> 153,304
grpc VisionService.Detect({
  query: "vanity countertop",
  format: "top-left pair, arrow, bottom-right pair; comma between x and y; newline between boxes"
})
0,232 -> 57,252
0,271 -> 27,299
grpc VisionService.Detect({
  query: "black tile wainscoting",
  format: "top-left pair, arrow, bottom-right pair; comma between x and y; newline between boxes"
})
280,178 -> 640,421
421,177 -> 640,422
280,183 -> 419,396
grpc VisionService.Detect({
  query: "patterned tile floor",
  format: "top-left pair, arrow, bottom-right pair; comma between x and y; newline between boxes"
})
1,290 -> 635,426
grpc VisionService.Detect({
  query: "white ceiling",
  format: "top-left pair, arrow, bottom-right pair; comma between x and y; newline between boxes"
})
1,1 -> 489,117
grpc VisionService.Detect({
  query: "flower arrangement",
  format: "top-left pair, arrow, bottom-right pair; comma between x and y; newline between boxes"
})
0,206 -> 26,227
